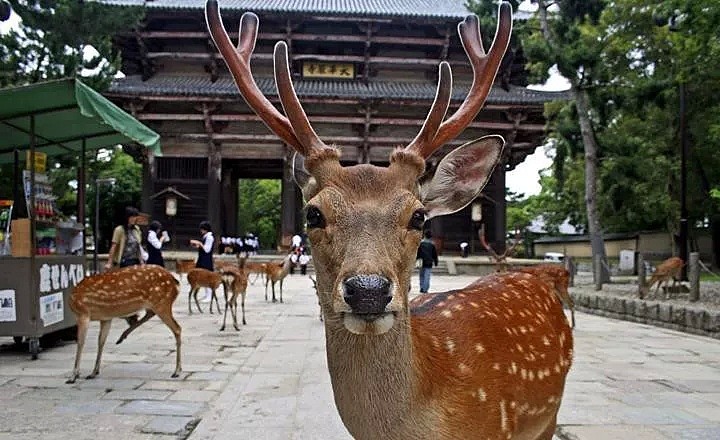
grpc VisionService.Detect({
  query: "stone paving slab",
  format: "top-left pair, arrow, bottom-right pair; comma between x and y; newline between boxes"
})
0,274 -> 719,439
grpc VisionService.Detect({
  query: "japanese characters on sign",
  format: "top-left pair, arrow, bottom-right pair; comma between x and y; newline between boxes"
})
38,262 -> 84,327
302,62 -> 355,79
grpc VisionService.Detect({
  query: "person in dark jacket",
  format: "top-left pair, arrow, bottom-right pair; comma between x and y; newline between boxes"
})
416,229 -> 438,293
146,220 -> 169,267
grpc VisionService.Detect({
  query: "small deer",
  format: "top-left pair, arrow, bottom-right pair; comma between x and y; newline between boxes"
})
242,260 -> 267,285
643,256 -> 685,299
66,265 -> 182,384
264,256 -> 292,303
480,223 -> 523,271
187,268 -> 224,314
309,275 -> 322,321
218,266 -> 249,331
207,2 -> 572,438
510,264 -> 575,328
175,259 -> 196,279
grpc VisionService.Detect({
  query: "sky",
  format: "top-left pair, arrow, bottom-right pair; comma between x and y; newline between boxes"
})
2,1 -> 570,198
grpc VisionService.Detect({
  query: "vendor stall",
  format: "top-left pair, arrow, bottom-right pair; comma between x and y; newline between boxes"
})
0,79 -> 160,358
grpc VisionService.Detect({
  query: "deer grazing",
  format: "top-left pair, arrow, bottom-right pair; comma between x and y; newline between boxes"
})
187,268 -> 224,314
480,223 -> 523,271
218,266 -> 249,330
66,265 -> 182,384
264,256 -> 292,303
207,1 -> 573,439
643,256 -> 685,299
510,264 -> 575,328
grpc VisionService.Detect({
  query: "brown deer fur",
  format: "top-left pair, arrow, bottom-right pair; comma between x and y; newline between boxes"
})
186,268 -> 224,314
219,266 -> 249,331
643,256 -> 685,299
509,264 -> 575,328
67,265 -> 181,383
264,257 -> 292,303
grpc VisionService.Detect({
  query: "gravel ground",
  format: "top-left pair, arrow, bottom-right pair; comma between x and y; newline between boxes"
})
572,272 -> 720,311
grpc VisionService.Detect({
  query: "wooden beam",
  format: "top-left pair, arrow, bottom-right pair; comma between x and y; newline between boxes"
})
137,112 -> 546,132
134,31 -> 448,47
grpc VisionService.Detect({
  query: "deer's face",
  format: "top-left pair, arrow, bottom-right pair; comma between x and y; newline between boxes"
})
303,155 -> 426,335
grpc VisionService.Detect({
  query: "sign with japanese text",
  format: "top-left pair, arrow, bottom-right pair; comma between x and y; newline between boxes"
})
25,151 -> 47,173
37,262 -> 84,327
302,62 -> 355,79
0,289 -> 16,322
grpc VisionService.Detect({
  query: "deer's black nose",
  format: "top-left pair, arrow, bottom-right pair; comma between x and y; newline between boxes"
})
343,274 -> 392,316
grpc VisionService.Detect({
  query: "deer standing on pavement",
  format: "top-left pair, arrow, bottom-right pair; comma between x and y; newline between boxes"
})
510,264 -> 575,328
218,266 -> 249,330
67,265 -> 182,384
643,256 -> 685,299
187,268 -> 224,314
207,1 -> 573,438
264,256 -> 292,303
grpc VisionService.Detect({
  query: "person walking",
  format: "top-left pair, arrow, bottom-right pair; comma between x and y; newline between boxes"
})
146,220 -> 169,267
190,221 -> 215,302
105,206 -> 145,271
416,229 -> 438,293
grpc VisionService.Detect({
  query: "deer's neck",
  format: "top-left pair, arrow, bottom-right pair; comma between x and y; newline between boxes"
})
323,315 -> 432,439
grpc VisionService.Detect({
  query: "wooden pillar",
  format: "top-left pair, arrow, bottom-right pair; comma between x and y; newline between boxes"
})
77,141 -> 86,226
207,142 -> 222,237
280,151 -> 298,250
221,166 -> 238,236
141,152 -> 154,217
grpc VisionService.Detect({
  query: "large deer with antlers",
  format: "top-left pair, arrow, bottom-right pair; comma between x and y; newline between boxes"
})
207,1 -> 572,438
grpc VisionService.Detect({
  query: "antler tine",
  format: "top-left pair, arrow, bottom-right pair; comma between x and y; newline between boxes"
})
479,224 -> 501,260
428,3 -> 513,153
274,42 -> 326,155
204,1 -> 304,152
406,62 -> 452,156
502,229 -> 523,259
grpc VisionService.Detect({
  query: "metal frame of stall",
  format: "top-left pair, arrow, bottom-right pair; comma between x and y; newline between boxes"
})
0,79 -> 160,358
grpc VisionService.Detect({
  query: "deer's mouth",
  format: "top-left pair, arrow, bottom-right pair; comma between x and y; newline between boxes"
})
342,311 -> 396,335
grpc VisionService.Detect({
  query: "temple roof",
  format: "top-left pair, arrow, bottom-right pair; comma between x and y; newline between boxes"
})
98,0 -> 534,20
108,75 -> 568,105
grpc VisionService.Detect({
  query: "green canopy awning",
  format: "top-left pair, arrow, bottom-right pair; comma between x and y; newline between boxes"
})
0,78 -> 161,164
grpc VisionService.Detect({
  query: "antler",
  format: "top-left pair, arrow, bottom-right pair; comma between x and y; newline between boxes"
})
406,4 -> 513,159
479,224 -> 502,261
205,0 -> 325,156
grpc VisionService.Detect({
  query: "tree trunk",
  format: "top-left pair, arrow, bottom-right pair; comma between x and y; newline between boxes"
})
537,0 -> 610,284
572,87 -> 611,283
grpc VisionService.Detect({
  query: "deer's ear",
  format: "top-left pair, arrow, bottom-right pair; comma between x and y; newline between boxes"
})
420,135 -> 504,219
292,153 -> 318,199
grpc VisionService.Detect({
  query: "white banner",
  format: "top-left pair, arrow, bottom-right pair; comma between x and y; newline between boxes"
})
40,292 -> 64,327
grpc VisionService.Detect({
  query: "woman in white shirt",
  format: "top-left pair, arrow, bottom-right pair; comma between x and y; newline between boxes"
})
146,220 -> 169,267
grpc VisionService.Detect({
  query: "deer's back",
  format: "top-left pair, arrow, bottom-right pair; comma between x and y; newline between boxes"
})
409,272 -> 573,433
70,266 -> 179,319
187,268 -> 223,288
221,267 -> 249,293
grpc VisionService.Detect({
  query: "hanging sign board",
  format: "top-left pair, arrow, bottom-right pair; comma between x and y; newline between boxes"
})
25,151 -> 47,173
302,62 -> 355,79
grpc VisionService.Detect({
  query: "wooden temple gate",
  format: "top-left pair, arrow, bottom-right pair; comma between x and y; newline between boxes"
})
101,0 -> 565,253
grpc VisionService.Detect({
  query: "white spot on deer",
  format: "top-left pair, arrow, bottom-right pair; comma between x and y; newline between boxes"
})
470,301 -> 479,308
431,336 -> 440,348
458,363 -> 471,374
516,344 -> 524,352
528,371 -> 535,381
442,310 -> 452,318
521,368 -> 527,380
458,293 -> 466,298
477,388 -> 487,401
492,363 -> 500,371
542,336 -> 551,346
475,343 -> 485,353
445,338 -> 455,353
499,400 -> 508,432
554,364 -> 561,374
519,326 -> 527,334
453,304 -> 464,311
548,396 -> 558,404
510,362 -> 517,374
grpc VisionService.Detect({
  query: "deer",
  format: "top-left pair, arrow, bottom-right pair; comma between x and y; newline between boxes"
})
642,256 -> 685,299
309,275 -> 323,321
218,266 -> 249,331
264,255 -> 292,303
175,259 -> 196,279
239,258 -> 267,285
509,264 -> 575,328
66,265 -> 182,384
186,268 -> 224,314
206,1 -> 573,439
480,223 -> 523,271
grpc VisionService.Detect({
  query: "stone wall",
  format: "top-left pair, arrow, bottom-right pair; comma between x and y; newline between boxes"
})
572,291 -> 720,340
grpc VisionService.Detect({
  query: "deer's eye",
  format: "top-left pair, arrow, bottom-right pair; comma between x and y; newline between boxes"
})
408,209 -> 426,231
306,206 -> 325,229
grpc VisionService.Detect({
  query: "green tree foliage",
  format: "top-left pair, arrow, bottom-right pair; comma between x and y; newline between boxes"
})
237,179 -> 281,250
0,0 -> 143,89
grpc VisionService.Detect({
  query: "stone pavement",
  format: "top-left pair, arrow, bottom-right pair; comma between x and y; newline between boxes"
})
0,274 -> 719,439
